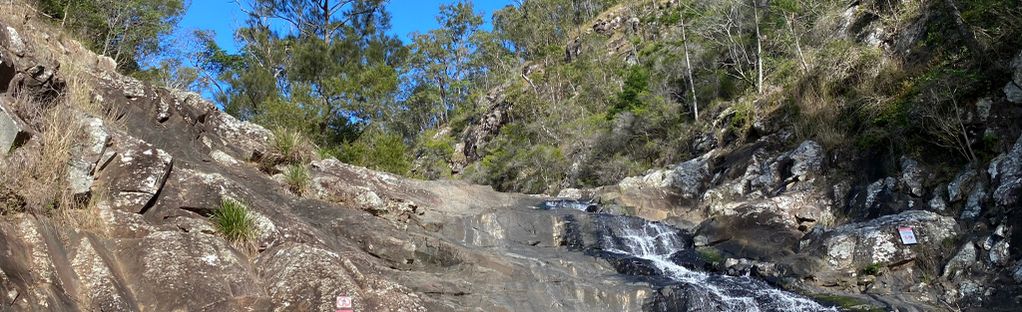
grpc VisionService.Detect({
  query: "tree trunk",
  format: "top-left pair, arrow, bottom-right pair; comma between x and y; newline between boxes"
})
680,14 -> 699,121
753,1 -> 764,94
787,13 -> 809,72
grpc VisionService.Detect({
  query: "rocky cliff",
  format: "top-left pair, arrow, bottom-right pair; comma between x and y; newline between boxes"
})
1,1 -> 1022,312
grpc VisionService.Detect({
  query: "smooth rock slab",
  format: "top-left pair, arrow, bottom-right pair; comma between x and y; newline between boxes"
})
255,243 -> 426,312
97,135 -> 173,213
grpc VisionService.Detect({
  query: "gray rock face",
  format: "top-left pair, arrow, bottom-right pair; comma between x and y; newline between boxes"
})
790,140 -> 825,180
1014,263 -> 1022,284
1014,50 -> 1022,86
2,26 -> 26,57
961,182 -> 987,220
943,242 -> 976,278
802,210 -> 959,273
1006,83 -> 1022,104
1008,51 -> 1022,103
990,134 -> 1022,207
949,168 -> 978,202
900,157 -> 926,197
989,240 -> 1011,266
67,116 -> 110,196
929,186 -> 948,211
620,152 -> 712,199
256,243 -> 427,312
865,177 -> 897,211
0,101 -> 28,154
96,135 -> 173,213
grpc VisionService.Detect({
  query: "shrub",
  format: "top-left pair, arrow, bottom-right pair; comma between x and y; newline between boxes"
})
283,164 -> 311,195
338,128 -> 412,175
861,263 -> 884,276
212,198 -> 256,246
412,129 -> 456,179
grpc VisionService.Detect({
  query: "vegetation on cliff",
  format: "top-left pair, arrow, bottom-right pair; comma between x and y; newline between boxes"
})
34,0 -> 1022,196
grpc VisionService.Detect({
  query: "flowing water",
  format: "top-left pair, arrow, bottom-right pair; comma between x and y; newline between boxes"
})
540,200 -> 837,312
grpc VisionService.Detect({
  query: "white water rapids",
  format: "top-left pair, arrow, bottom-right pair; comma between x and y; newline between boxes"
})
601,221 -> 836,312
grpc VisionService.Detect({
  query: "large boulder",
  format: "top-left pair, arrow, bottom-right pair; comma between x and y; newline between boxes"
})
900,157 -> 927,197
621,151 -> 713,200
800,210 -> 959,275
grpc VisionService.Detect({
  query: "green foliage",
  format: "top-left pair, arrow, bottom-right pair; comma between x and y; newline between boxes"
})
476,125 -> 567,194
338,129 -> 412,175
36,0 -> 185,72
696,247 -> 724,264
412,130 -> 456,179
283,165 -> 311,195
213,198 -> 256,245
610,66 -> 652,118
861,263 -> 884,276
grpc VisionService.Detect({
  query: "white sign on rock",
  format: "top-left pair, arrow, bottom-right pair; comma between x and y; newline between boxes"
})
898,226 -> 918,245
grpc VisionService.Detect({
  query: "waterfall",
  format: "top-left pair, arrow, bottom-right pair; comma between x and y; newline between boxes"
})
541,200 -> 837,312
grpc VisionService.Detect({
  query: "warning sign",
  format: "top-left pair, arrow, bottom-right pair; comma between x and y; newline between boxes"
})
898,227 -> 918,245
336,295 -> 353,312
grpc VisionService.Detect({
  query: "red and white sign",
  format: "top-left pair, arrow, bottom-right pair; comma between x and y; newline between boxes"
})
336,295 -> 353,312
898,226 -> 918,245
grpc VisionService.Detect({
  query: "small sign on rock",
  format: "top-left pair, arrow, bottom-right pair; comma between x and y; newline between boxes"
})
336,295 -> 353,312
898,226 -> 918,245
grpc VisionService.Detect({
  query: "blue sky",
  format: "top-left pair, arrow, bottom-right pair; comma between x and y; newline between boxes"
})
178,0 -> 515,53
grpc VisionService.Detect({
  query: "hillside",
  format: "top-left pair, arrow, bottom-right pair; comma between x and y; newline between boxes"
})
0,0 -> 1021,311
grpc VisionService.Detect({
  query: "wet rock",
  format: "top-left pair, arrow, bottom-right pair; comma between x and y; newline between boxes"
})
0,100 -> 29,154
900,157 -> 926,197
802,210 -> 958,274
644,283 -> 725,312
942,242 -> 976,278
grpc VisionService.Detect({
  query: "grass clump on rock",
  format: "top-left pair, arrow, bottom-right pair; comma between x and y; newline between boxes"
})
283,164 -> 311,195
213,198 -> 256,246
